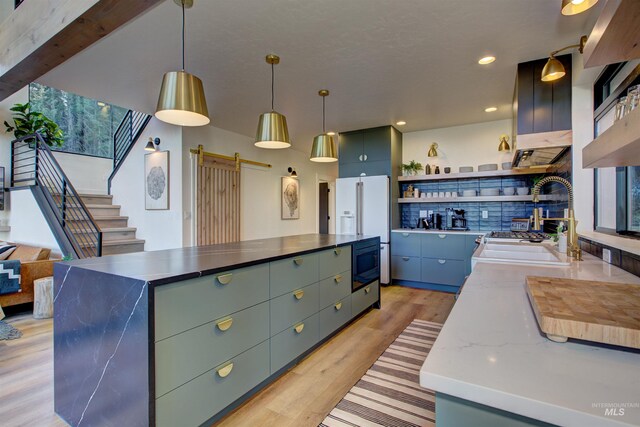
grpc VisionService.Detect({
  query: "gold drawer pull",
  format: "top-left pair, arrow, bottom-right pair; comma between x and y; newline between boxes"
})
402,232 -> 410,237
364,286 -> 371,294
294,290 -> 304,300
216,362 -> 234,378
216,317 -> 233,331
438,234 -> 447,239
402,256 -> 410,261
334,274 -> 342,283
438,259 -> 446,265
334,248 -> 342,256
335,302 -> 342,311
293,257 -> 304,266
216,273 -> 233,285
294,323 -> 305,334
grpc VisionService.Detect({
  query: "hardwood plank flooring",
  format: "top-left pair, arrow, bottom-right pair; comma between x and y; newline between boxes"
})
0,285 -> 454,427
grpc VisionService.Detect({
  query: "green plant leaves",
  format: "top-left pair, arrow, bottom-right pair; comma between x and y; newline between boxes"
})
4,102 -> 64,147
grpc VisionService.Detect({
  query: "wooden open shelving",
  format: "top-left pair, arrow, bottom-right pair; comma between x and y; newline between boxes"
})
398,166 -> 551,182
398,194 -> 560,204
583,105 -> 640,168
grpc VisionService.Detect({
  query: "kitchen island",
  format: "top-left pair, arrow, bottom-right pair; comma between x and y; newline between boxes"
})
53,234 -> 380,427
420,249 -> 640,427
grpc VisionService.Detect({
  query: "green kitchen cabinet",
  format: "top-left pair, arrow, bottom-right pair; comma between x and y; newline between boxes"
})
338,126 -> 402,178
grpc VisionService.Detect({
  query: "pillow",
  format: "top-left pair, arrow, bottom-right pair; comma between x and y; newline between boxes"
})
0,244 -> 16,260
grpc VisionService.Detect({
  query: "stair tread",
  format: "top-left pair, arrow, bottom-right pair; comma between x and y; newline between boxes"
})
85,204 -> 120,209
72,227 -> 136,233
79,193 -> 112,198
102,238 -> 145,245
66,216 -> 129,221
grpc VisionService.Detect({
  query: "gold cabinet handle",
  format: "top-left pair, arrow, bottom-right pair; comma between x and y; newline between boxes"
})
293,290 -> 304,300
335,302 -> 342,311
438,259 -> 446,264
216,273 -> 233,285
216,317 -> 233,331
402,232 -> 410,237
334,248 -> 342,256
294,323 -> 305,334
216,362 -> 233,378
364,286 -> 371,294
438,234 -> 447,239
402,256 -> 410,261
334,274 -> 342,283
293,257 -> 304,266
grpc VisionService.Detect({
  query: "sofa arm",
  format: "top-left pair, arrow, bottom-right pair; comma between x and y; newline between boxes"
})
20,260 -> 56,294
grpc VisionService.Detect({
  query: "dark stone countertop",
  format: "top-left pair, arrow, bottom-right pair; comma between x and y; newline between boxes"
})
61,234 -> 378,286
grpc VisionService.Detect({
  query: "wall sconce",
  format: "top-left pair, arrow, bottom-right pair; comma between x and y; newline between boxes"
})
498,134 -> 511,152
145,137 -> 161,151
427,143 -> 438,157
287,167 -> 297,177
541,35 -> 587,82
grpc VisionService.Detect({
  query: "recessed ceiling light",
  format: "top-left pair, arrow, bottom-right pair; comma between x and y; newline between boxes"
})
485,107 -> 498,112
478,56 -> 496,65
396,121 -> 407,126
327,131 -> 336,136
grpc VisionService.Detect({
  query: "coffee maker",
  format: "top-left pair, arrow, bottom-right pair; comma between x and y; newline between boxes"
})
452,209 -> 468,230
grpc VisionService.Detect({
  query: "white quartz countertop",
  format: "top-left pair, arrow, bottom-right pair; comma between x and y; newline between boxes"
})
420,253 -> 640,427
392,228 -> 485,236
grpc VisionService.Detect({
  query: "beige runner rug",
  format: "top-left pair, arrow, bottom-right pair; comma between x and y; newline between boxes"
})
319,319 -> 442,427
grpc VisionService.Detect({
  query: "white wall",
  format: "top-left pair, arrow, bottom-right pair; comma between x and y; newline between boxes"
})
52,152 -> 111,195
0,0 -> 13,26
182,126 -> 338,244
402,119 -> 513,172
110,118 -> 183,251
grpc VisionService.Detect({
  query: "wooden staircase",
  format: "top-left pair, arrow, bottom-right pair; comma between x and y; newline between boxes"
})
76,194 -> 145,255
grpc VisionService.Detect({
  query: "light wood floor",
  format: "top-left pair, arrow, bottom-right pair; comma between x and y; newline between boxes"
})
0,285 -> 455,427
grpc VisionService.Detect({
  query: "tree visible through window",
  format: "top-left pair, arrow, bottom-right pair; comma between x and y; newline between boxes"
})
29,83 -> 128,158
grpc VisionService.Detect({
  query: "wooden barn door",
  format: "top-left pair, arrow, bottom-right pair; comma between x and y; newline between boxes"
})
196,154 -> 240,245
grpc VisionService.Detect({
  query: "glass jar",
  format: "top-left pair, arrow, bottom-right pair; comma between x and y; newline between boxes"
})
615,96 -> 627,122
627,85 -> 640,113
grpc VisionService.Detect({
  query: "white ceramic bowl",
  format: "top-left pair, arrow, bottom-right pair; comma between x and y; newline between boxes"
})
503,187 -> 515,196
459,166 -> 473,173
517,187 -> 529,196
502,162 -> 512,170
478,163 -> 498,172
480,188 -> 500,196
461,190 -> 477,197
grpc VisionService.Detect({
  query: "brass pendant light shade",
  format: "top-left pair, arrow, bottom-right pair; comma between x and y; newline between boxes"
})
427,142 -> 438,157
561,0 -> 598,16
541,56 -> 566,82
498,134 -> 511,152
155,0 -> 210,127
156,71 -> 210,126
255,54 -> 291,149
310,89 -> 337,162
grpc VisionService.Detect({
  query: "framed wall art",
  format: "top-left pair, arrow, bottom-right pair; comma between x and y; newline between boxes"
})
145,151 -> 169,210
281,176 -> 299,220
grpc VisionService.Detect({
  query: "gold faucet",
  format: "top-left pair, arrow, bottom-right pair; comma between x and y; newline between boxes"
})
531,176 -> 582,261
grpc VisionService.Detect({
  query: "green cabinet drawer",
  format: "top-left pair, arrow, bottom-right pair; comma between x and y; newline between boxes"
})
155,264 -> 269,341
391,255 -> 421,281
270,282 -> 319,336
155,301 -> 269,398
421,258 -> 466,286
156,340 -> 270,427
391,232 -> 421,257
318,246 -> 351,279
421,233 -> 466,260
270,253 -> 319,298
319,295 -> 351,339
318,271 -> 351,309
270,313 -> 319,373
352,280 -> 379,316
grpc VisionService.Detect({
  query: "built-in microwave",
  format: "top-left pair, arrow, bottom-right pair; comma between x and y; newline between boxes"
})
352,240 -> 380,292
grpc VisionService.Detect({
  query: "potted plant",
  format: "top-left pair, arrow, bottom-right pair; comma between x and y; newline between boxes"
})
4,102 -> 64,147
401,160 -> 423,176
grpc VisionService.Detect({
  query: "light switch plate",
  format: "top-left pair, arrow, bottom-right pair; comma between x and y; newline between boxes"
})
482,210 -> 489,219
428,210 -> 434,216
603,248 -> 612,264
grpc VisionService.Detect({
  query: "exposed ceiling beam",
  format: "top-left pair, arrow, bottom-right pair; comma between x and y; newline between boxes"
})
0,0 -> 163,101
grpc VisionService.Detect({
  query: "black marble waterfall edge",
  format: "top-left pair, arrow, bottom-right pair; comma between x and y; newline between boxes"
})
199,301 -> 381,427
578,237 -> 640,278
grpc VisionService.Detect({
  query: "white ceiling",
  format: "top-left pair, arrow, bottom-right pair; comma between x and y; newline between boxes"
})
39,0 -> 600,152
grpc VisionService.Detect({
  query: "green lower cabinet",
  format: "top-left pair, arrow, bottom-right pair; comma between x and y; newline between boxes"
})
352,281 -> 379,316
156,340 -> 270,427
422,234 -> 466,260
318,247 -> 351,280
155,301 -> 270,398
319,295 -> 352,339
421,258 -> 466,286
270,313 -> 319,373
318,271 -> 351,309
270,253 -> 319,298
270,282 -> 319,336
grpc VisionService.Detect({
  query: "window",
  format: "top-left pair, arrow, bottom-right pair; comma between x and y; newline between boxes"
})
593,61 -> 640,237
29,83 -> 128,158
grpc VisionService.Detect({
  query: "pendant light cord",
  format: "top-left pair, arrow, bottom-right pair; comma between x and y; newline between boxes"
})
271,62 -> 275,111
181,1 -> 185,71
322,95 -> 326,133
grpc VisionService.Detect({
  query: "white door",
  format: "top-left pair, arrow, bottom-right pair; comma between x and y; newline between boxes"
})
380,243 -> 389,285
336,177 -> 359,235
361,176 -> 389,243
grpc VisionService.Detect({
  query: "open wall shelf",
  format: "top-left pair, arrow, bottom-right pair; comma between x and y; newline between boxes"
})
583,106 -> 640,168
398,167 -> 551,182
398,195 -> 560,204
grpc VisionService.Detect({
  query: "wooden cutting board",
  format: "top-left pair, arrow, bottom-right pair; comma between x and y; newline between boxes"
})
526,276 -> 640,349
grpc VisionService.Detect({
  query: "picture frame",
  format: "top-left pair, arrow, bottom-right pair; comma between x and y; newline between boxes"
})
145,151 -> 170,210
281,176 -> 300,220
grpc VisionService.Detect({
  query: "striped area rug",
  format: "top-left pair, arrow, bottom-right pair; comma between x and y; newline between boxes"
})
320,319 -> 442,427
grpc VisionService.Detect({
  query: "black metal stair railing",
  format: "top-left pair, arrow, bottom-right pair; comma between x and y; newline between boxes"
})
107,110 -> 151,194
10,133 -> 103,258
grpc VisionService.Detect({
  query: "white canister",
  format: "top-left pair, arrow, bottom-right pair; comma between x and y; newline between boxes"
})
438,191 -> 445,198
414,188 -> 420,198
558,233 -> 568,254
445,191 -> 451,198
426,192 -> 432,198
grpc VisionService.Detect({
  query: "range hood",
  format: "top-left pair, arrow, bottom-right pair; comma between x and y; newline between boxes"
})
512,130 -> 572,168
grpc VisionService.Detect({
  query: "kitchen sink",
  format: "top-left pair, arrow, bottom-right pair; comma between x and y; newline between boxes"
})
472,242 -> 570,268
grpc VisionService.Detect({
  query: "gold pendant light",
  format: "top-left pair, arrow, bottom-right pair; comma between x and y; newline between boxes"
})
255,55 -> 291,149
498,134 -> 511,152
310,90 -> 337,162
561,0 -> 598,16
427,142 -> 438,157
155,0 -> 210,127
541,35 -> 587,82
